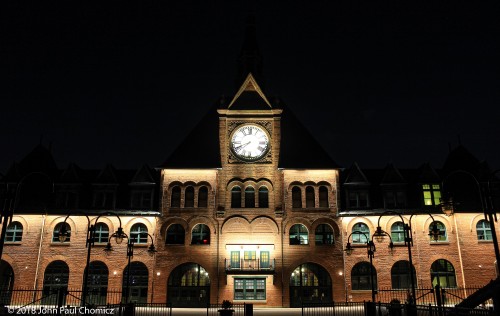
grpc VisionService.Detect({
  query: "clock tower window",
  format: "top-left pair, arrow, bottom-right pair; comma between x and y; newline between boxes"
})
231,187 -> 242,208
245,187 -> 256,208
292,187 -> 302,209
185,186 -> 195,207
171,186 -> 181,208
198,187 -> 208,208
306,186 -> 315,208
258,187 -> 269,208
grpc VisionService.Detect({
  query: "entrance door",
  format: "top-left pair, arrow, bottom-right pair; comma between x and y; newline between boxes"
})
231,251 -> 240,269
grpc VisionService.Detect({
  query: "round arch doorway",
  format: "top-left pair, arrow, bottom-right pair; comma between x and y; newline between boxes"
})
289,262 -> 332,307
0,260 -> 14,305
167,263 -> 210,307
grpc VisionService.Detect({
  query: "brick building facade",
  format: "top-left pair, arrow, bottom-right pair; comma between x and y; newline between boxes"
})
1,21 -> 499,308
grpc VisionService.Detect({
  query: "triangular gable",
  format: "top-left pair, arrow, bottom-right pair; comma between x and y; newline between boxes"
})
228,73 -> 271,109
131,165 -> 156,184
344,162 -> 370,184
416,163 -> 441,183
96,164 -> 118,183
60,163 -> 81,183
381,164 -> 406,184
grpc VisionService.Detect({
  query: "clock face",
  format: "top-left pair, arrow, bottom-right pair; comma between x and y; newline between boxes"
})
230,124 -> 270,161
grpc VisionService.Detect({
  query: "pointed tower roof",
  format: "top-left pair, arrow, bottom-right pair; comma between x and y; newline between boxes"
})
236,15 -> 264,89
18,144 -> 58,175
442,144 -> 481,175
416,162 -> 441,183
228,73 -> 272,110
278,103 -> 340,169
159,102 -> 222,169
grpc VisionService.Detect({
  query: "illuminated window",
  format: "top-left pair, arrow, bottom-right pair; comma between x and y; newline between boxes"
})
352,223 -> 370,244
6,221 -> 23,242
170,186 -> 181,208
315,224 -> 334,245
245,187 -> 255,208
258,187 -> 269,208
185,186 -> 194,207
53,222 -> 71,242
93,223 -> 109,243
234,278 -> 265,300
198,187 -> 208,207
476,220 -> 492,241
290,224 -> 308,245
130,223 -> 148,244
231,187 -> 242,208
391,222 -> 405,243
191,224 -> 210,245
306,186 -> 315,208
431,259 -> 457,288
319,186 -> 329,207
351,262 -> 377,291
422,184 -> 441,206
292,187 -> 302,208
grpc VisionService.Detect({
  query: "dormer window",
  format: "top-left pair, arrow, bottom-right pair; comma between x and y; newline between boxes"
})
384,191 -> 406,209
93,190 -> 115,209
348,190 -> 369,208
131,189 -> 153,209
422,184 -> 441,206
56,190 -> 79,209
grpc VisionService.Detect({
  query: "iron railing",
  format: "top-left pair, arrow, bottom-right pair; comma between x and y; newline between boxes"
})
207,302 -> 246,316
225,258 -> 276,273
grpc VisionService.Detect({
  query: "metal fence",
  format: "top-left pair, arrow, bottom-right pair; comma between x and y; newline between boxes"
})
302,302 -> 365,316
207,303 -> 246,316
377,286 -> 494,306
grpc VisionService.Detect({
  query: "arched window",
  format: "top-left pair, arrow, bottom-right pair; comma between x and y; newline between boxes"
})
290,224 -> 308,245
94,223 -> 109,243
306,186 -> 315,208
185,186 -> 194,207
43,261 -> 69,304
198,186 -> 208,208
315,224 -> 334,245
319,186 -> 329,207
289,263 -> 332,307
52,222 -> 71,243
0,260 -> 14,299
429,221 -> 447,242
6,221 -> 23,242
122,262 -> 148,303
352,223 -> 370,244
292,187 -> 302,208
166,224 -> 185,245
245,187 -> 255,208
391,222 -> 405,243
391,260 -> 416,289
477,220 -> 492,240
351,262 -> 377,290
167,263 -> 210,307
431,259 -> 457,288
191,224 -> 210,245
130,223 -> 148,244
258,187 -> 269,208
231,187 -> 242,208
171,186 -> 181,208
86,261 -> 109,305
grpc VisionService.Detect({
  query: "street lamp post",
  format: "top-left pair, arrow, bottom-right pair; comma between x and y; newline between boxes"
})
372,211 -> 442,305
345,230 -> 394,302
441,170 -> 500,275
59,211 -> 127,306
105,231 -> 156,304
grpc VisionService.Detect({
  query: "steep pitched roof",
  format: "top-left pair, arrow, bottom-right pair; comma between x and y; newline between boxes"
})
95,164 -> 118,183
131,165 -> 156,184
278,103 -> 340,169
228,73 -> 271,110
60,163 -> 82,183
380,163 -> 406,184
344,162 -> 370,184
159,102 -> 221,169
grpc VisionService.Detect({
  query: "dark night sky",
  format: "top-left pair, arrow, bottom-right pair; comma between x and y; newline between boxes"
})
1,1 -> 499,173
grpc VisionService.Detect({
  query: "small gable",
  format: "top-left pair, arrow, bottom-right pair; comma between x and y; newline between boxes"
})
131,165 -> 156,184
381,164 -> 406,184
96,164 -> 118,183
60,163 -> 82,183
344,163 -> 370,185
228,73 -> 271,110
417,163 -> 441,183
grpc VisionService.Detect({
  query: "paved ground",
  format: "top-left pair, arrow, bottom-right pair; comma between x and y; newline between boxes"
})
169,308 -> 303,315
